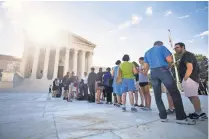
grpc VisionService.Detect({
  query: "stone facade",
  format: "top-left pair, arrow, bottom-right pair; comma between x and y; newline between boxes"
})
20,32 -> 96,80
0,55 -> 21,72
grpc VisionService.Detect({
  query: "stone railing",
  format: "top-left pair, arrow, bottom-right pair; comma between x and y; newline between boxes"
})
13,72 -> 24,87
0,71 -> 24,88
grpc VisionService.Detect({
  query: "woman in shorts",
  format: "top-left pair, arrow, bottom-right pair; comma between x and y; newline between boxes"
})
112,60 -> 122,106
138,57 -> 151,111
119,54 -> 138,112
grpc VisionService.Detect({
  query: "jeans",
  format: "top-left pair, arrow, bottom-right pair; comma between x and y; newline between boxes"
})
105,86 -> 113,102
84,84 -> 88,100
88,84 -> 95,102
151,67 -> 187,120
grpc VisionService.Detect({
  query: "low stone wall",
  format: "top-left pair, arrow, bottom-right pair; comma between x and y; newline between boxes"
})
0,72 -> 24,89
13,72 -> 24,87
0,81 -> 13,88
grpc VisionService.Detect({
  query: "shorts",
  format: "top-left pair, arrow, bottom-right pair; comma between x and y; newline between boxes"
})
182,78 -> 199,97
139,82 -> 149,87
113,84 -> 122,96
95,81 -> 104,91
121,78 -> 136,93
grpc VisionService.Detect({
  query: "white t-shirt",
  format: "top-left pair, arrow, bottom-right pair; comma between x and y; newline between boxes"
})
83,76 -> 88,84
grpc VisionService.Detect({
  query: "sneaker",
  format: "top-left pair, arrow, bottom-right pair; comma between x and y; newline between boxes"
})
176,118 -> 196,125
142,107 -> 152,111
116,103 -> 121,107
188,112 -> 208,120
131,107 -> 137,112
122,107 -> 126,112
161,119 -> 168,122
166,109 -> 175,115
187,113 -> 199,119
134,104 -> 139,107
199,113 -> 208,120
67,99 -> 72,102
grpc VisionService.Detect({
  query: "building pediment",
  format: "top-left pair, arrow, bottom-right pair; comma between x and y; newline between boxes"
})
71,33 -> 96,48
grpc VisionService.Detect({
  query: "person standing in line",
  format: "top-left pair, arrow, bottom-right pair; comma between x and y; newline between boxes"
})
143,41 -> 195,125
132,61 -> 142,107
62,72 -> 70,100
95,68 -> 104,104
119,54 -> 138,112
49,85 -> 52,93
138,57 -> 151,111
67,72 -> 76,102
174,42 -> 207,120
103,67 -> 113,104
161,83 -> 175,114
52,78 -> 59,97
87,68 -> 97,103
112,60 -> 122,107
73,76 -> 79,99
83,72 -> 89,100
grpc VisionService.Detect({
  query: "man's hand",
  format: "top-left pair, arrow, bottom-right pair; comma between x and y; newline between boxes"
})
184,63 -> 193,82
183,77 -> 188,81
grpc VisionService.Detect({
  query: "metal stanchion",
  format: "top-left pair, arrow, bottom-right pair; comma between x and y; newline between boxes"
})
168,29 -> 182,91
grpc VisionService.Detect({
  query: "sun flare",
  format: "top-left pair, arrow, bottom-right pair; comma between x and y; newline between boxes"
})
24,14 -> 60,43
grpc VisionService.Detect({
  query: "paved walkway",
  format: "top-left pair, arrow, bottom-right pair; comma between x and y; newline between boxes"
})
0,92 -> 208,139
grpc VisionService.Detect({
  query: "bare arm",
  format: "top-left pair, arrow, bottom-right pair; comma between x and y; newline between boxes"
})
111,69 -> 114,77
184,63 -> 193,81
133,67 -> 137,74
166,55 -> 173,63
138,64 -> 148,75
143,63 -> 149,76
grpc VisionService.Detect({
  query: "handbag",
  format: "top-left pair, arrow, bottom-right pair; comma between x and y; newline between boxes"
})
116,67 -> 122,84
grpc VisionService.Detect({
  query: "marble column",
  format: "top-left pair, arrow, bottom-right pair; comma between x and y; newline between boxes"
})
88,52 -> 93,73
53,48 -> 60,79
73,49 -> 78,75
42,47 -> 50,79
20,46 -> 28,77
80,50 -> 86,79
64,48 -> 70,75
31,47 -> 40,79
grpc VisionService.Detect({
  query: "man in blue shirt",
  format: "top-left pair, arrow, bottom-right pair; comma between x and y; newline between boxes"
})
143,41 -> 195,125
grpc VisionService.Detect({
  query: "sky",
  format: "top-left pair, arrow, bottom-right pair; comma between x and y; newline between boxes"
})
0,1 -> 208,67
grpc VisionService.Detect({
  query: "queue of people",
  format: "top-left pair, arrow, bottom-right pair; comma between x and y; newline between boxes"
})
48,40 -> 207,126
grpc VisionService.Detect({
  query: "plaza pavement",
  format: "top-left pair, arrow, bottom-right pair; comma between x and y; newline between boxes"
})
0,91 -> 208,139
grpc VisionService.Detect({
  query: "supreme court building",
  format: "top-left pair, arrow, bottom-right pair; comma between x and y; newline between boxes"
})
20,31 -> 96,81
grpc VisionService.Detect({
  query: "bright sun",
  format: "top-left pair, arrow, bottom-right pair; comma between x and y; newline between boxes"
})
24,14 -> 60,43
